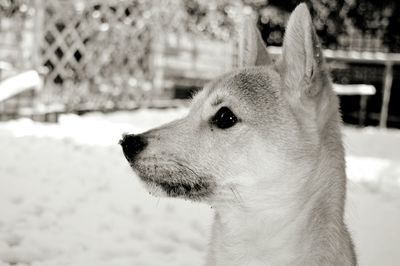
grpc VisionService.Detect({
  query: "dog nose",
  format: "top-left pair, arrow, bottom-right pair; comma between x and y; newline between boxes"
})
119,134 -> 147,162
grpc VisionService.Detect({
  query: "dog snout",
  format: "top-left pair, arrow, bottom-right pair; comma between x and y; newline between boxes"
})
119,133 -> 147,162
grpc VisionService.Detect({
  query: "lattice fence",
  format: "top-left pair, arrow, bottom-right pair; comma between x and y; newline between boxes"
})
0,0 -> 245,120
38,0 -> 156,111
30,0 -> 242,112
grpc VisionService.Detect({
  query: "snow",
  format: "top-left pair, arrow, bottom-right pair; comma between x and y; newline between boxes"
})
0,71 -> 42,102
0,109 -> 399,266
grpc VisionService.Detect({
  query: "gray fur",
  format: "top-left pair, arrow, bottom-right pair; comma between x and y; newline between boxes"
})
122,3 -> 356,265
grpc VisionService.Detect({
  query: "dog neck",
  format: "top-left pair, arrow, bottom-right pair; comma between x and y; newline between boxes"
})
209,198 -> 311,265
209,183 -> 354,265
207,124 -> 355,265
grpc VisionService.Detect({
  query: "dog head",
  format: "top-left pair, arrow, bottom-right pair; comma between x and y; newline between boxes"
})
120,4 -> 339,206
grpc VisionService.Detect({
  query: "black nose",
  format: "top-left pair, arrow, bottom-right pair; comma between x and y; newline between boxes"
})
119,134 -> 147,162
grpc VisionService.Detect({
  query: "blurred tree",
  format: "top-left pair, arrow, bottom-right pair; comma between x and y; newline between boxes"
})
0,0 -> 18,16
182,0 -> 237,40
346,0 -> 399,52
243,0 -> 347,48
385,4 -> 400,52
177,0 -> 353,48
254,0 -> 399,52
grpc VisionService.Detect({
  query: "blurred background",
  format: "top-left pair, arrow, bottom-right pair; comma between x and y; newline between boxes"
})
0,0 -> 399,266
1,0 -> 400,127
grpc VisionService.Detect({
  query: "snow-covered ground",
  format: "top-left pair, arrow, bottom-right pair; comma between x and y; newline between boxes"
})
0,109 -> 399,266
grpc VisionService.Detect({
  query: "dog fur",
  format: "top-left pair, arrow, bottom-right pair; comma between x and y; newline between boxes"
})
120,4 -> 357,265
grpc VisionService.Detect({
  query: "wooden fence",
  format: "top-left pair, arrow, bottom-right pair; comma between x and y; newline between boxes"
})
0,0 -> 241,120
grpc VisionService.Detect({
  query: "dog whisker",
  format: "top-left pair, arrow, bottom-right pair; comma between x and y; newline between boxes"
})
156,197 -> 160,207
230,186 -> 241,204
233,186 -> 244,203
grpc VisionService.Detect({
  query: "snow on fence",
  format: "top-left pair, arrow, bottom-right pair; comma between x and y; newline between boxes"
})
0,70 -> 42,102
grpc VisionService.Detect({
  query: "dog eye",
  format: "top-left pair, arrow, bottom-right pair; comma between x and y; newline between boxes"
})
211,107 -> 238,129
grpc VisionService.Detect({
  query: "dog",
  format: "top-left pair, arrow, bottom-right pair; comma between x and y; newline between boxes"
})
120,4 -> 356,265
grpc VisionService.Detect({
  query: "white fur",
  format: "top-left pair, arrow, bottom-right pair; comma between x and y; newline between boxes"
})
126,4 -> 356,266
206,4 -> 356,265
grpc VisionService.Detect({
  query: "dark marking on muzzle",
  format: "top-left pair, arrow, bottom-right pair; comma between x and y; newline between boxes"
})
157,180 -> 211,199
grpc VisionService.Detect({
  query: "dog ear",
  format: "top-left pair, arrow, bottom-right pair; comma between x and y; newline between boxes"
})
240,17 -> 271,67
281,3 -> 326,97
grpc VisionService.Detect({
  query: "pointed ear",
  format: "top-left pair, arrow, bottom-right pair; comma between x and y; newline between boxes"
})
239,16 -> 272,67
281,3 -> 325,97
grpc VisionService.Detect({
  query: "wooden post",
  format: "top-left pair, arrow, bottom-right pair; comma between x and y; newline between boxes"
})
150,30 -> 165,104
32,0 -> 44,118
230,1 -> 244,68
359,95 -> 368,126
379,62 -> 393,128
33,0 -> 44,71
